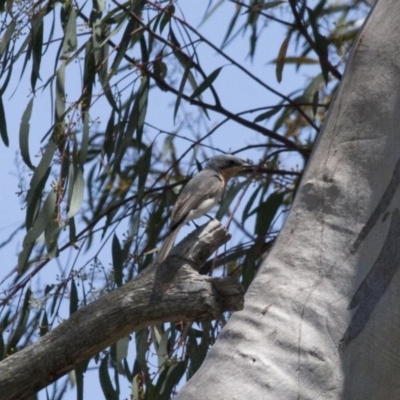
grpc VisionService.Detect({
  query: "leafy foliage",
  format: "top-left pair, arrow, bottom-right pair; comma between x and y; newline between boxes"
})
0,0 -> 369,398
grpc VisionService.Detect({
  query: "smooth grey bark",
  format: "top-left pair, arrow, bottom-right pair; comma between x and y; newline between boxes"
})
0,220 -> 244,400
176,1 -> 400,399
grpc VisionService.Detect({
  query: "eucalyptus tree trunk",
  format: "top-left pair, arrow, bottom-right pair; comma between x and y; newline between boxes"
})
176,1 -> 400,399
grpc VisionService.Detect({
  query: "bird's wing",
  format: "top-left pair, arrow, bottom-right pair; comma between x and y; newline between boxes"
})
170,170 -> 224,230
156,171 -> 224,263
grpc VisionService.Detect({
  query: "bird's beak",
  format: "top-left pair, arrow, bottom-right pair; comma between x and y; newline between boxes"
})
240,160 -> 254,169
235,160 -> 254,176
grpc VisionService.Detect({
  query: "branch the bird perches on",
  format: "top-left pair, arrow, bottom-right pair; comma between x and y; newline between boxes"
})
0,220 -> 244,400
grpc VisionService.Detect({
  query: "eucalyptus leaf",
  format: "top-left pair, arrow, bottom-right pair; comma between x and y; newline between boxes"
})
18,189 -> 57,274
0,95 -> 9,147
67,165 -> 85,219
19,98 -> 35,170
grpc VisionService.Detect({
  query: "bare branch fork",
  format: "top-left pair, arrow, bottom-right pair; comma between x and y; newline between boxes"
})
0,220 -> 244,400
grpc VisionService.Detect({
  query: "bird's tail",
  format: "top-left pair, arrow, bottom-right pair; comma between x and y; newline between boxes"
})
155,225 -> 181,263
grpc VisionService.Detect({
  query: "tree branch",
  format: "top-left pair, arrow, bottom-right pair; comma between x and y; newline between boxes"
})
0,220 -> 244,400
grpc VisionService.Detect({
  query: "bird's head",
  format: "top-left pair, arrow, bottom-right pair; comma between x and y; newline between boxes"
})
206,154 -> 253,179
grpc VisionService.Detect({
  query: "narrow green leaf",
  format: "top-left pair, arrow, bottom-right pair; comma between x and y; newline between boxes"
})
67,165 -> 85,218
26,167 -> 51,231
131,375 -> 141,400
98,34 -> 109,84
90,0 -> 103,64
50,285 -> 63,316
74,359 -> 90,400
160,4 -> 175,33
134,75 -> 149,144
173,57 -> 192,122
102,8 -> 128,40
95,0 -> 106,12
153,54 -> 168,91
170,28 -> 199,106
271,56 -> 319,65
31,16 -> 43,91
0,95 -> 9,146
101,81 -> 120,114
111,116 -> 125,174
273,94 -> 302,131
7,288 -> 32,351
187,328 -> 208,378
222,4 -> 241,46
108,18 -> 138,83
312,90 -> 319,117
79,112 -> 89,167
145,195 -> 168,251
137,145 -> 152,199
199,0 -> 225,27
307,6 -> 330,83
61,6 -> 77,57
99,355 -> 118,400
135,329 -> 149,372
0,20 -> 16,57
44,217 -> 61,259
216,180 -> 247,220
303,73 -> 324,101
103,111 -> 115,161
19,98 -> 35,170
69,278 -> 78,315
249,25 -> 257,59
15,34 -> 32,84
44,284 -> 54,296
241,186 -> 262,224
29,186 -> 57,237
254,191 -> 285,239
112,234 -> 124,287
242,248 -> 258,289
140,31 -> 149,63
40,311 -> 49,336
117,78 -> 149,164
157,362 -> 186,400
44,7 -> 56,54
253,106 -> 283,123
115,336 -> 130,364
152,325 -> 162,346
82,40 -> 95,118
123,358 -> 133,382
60,145 -> 71,193
156,328 -> 170,369
151,7 -> 164,33
169,28 -> 184,60
18,189 -> 57,274
55,63 -> 66,120
0,49 -> 14,96
276,34 -> 290,83
256,0 -> 285,10
69,216 -> 76,244
190,67 -> 223,100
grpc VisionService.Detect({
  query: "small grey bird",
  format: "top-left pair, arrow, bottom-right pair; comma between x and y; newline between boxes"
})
156,154 -> 252,262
